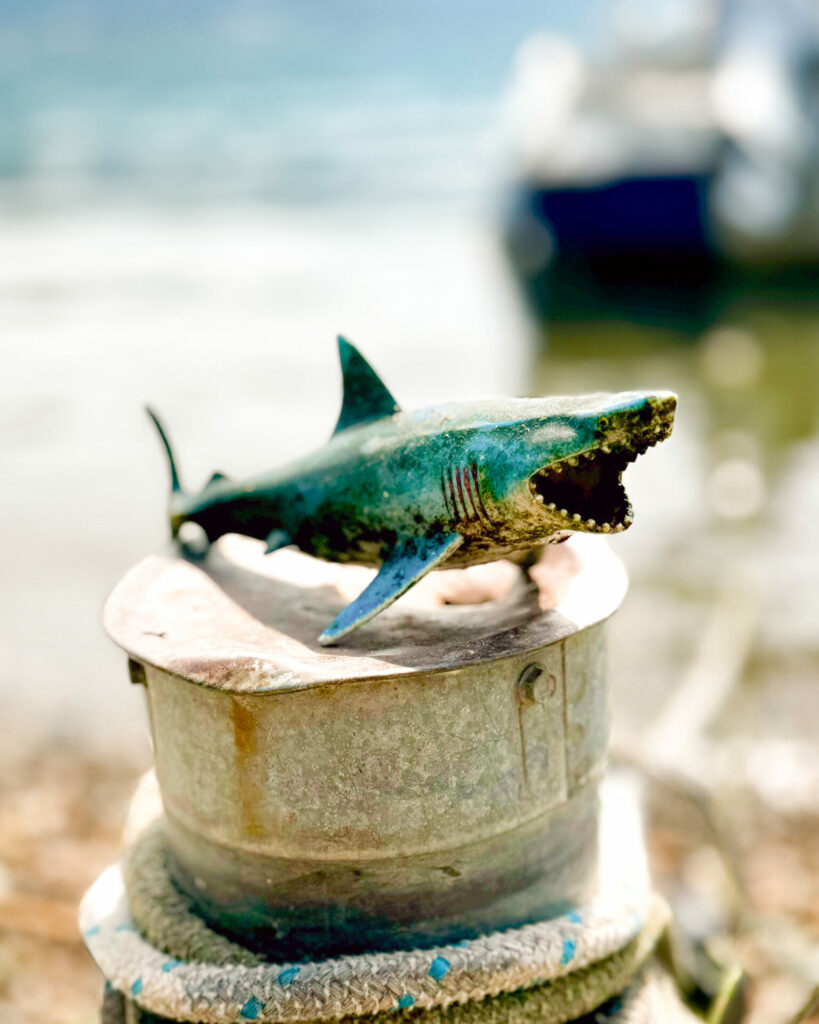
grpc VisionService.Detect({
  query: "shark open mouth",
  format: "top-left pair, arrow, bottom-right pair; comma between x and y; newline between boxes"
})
529,444 -> 646,533
528,394 -> 675,534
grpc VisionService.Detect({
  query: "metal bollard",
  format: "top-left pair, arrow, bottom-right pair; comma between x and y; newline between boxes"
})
104,533 -> 626,959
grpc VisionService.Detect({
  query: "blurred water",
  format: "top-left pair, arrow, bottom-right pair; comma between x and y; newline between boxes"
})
0,1 -> 597,741
0,0 -> 597,214
1,0 -> 818,763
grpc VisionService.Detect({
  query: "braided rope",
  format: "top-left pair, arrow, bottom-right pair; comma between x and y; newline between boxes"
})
101,932 -> 697,1024
81,829 -> 656,1024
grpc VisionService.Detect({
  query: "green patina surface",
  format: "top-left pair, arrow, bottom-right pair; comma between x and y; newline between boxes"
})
148,338 -> 675,643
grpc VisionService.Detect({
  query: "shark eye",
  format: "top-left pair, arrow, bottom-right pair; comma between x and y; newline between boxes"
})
599,417 -> 610,428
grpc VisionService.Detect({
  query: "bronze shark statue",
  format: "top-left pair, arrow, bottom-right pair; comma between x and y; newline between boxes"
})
148,337 -> 675,644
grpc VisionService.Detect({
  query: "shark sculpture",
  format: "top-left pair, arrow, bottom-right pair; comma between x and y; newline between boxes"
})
148,337 -> 675,644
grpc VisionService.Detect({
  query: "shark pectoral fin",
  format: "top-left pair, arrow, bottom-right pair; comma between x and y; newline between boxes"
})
318,532 -> 463,646
332,336 -> 401,436
264,529 -> 292,554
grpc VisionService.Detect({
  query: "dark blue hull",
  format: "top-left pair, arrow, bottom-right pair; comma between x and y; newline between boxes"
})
505,173 -> 721,333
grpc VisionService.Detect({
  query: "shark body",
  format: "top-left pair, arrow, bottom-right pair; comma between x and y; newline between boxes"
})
149,338 -> 675,644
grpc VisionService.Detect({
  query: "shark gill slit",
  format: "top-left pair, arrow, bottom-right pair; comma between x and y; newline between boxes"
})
469,463 -> 491,523
454,465 -> 471,522
447,467 -> 462,523
462,465 -> 480,521
443,466 -> 462,527
440,468 -> 452,520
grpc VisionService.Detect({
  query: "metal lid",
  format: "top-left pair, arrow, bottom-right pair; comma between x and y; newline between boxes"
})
104,533 -> 627,693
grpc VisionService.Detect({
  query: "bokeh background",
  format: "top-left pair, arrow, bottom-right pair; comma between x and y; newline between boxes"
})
1,2 -> 817,1022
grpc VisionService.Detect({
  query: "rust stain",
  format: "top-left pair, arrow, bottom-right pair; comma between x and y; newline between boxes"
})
230,697 -> 264,838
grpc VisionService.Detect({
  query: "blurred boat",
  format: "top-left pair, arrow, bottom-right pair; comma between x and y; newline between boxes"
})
503,0 -> 819,332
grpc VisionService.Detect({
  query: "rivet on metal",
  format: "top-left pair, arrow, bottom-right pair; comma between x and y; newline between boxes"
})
517,663 -> 544,706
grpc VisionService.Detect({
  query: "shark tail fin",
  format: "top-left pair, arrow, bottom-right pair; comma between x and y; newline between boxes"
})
146,406 -> 186,538
146,406 -> 183,494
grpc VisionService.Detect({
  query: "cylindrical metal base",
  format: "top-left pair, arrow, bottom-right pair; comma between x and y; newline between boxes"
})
165,783 -> 599,957
105,534 -> 626,957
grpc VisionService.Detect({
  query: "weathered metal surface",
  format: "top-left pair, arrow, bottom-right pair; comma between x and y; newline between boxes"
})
106,535 -> 625,957
164,782 -> 600,958
104,533 -> 626,691
146,336 -> 673,642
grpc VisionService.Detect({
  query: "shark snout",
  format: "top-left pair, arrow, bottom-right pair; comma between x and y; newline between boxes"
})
598,391 -> 676,450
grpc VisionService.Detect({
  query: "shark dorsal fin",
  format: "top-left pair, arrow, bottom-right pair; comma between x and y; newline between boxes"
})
332,336 -> 400,435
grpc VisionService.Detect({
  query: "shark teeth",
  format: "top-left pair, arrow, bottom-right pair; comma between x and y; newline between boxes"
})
529,441 -> 645,533
525,392 -> 677,534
